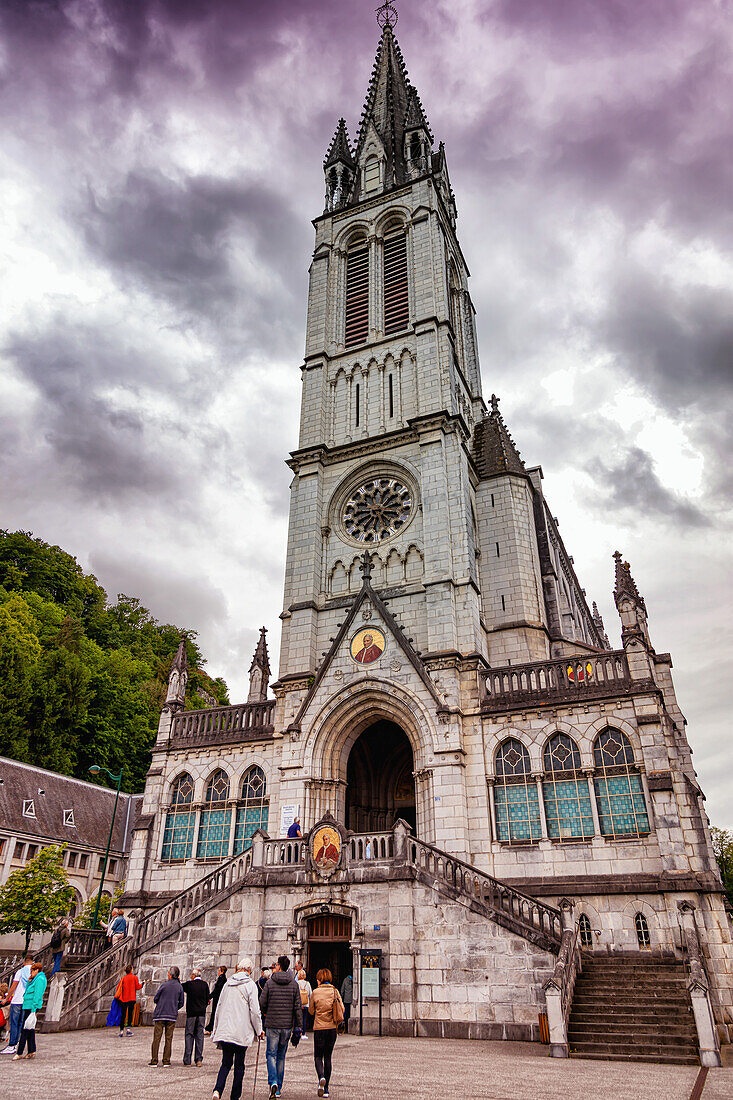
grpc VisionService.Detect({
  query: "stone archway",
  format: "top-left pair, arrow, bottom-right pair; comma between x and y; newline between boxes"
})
345,719 -> 416,833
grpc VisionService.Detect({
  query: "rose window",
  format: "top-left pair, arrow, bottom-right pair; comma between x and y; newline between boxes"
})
341,478 -> 413,544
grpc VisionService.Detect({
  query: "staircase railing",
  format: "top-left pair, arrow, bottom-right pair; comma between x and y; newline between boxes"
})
58,847 -> 254,1023
678,901 -> 722,1067
405,835 -> 562,949
0,928 -> 104,988
542,901 -> 580,1058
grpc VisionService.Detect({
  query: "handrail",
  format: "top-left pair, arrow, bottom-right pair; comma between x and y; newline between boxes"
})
406,835 -> 562,947
0,928 -> 104,987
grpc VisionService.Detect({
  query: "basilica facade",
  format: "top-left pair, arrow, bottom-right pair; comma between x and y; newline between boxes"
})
120,17 -> 731,1060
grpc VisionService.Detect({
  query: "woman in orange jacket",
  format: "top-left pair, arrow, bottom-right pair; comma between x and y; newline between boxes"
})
115,963 -> 143,1037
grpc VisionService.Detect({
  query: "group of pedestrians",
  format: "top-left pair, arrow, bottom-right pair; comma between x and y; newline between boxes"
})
0,955 -> 47,1060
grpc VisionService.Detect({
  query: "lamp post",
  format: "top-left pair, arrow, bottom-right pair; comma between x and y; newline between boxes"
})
89,764 -> 124,931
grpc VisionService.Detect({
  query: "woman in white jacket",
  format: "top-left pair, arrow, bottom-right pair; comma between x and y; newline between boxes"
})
211,958 -> 264,1100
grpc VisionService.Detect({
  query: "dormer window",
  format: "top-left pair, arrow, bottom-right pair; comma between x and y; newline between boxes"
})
364,156 -> 380,194
23,799 -> 36,818
63,809 -> 76,827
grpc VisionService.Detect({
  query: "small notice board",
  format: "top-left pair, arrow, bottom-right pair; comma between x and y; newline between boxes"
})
359,948 -> 383,1036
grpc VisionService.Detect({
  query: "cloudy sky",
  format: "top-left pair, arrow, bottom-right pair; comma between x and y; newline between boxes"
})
1,0 -> 731,828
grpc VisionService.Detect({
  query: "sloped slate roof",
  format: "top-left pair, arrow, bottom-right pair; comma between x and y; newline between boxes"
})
0,757 -> 141,854
472,398 -> 526,478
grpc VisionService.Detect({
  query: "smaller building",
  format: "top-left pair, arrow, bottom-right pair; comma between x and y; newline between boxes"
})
0,757 -> 141,954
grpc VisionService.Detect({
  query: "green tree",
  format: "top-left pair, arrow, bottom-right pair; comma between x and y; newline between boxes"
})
75,882 -> 125,930
710,827 -> 733,909
0,591 -> 41,760
0,845 -> 74,952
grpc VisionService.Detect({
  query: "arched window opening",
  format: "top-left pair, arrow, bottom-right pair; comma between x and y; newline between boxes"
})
635,912 -> 651,948
355,382 -> 361,427
409,133 -> 422,167
364,155 -> 380,194
196,769 -> 231,860
233,766 -> 269,854
542,733 -> 594,840
383,231 -> 409,336
493,739 -> 542,843
345,240 -> 369,348
578,913 -> 593,948
593,729 -> 649,838
161,773 -> 196,863
388,373 -> 394,419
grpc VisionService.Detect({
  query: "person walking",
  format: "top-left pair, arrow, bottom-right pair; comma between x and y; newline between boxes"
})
100,907 -> 118,948
256,967 -> 271,996
296,964 -> 312,1034
13,963 -> 47,1061
339,973 -> 353,1034
259,954 -> 302,1100
205,965 -> 228,1035
115,963 -> 142,1037
211,958 -> 263,1100
286,817 -> 302,838
1,955 -> 33,1055
149,966 -> 184,1067
110,909 -> 128,946
49,918 -> 71,978
181,967 -> 209,1066
308,969 -> 344,1098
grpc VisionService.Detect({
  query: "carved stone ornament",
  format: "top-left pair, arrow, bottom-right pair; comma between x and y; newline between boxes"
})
306,812 -> 347,880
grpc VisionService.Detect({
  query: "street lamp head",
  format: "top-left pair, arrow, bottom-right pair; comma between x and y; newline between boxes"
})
89,765 -> 101,775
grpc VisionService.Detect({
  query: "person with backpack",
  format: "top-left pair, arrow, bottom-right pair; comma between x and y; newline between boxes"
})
211,958 -> 263,1100
296,964 -> 312,1035
308,968 -> 345,1099
115,963 -> 142,1036
259,954 -> 302,1100
50,918 -> 71,977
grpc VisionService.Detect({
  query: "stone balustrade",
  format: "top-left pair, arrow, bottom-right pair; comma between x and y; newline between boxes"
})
261,838 -> 307,866
170,700 -> 275,747
543,900 -> 581,1058
349,832 -> 394,861
480,651 -> 634,712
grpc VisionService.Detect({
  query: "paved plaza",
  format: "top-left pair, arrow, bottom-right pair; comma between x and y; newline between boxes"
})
4,1030 -> 732,1100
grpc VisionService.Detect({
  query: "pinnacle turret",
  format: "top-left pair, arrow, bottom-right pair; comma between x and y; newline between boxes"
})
592,602 -> 611,649
613,551 -> 645,610
324,118 -> 355,169
248,626 -> 271,703
472,395 -> 526,478
165,634 -> 188,710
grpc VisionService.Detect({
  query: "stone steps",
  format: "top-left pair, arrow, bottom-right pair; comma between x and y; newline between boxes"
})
568,954 -> 698,1066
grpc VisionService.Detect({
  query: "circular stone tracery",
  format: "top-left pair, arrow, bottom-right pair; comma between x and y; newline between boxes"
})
341,477 -> 413,544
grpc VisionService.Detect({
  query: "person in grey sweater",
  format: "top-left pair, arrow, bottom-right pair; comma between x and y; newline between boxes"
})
259,956 -> 302,1099
149,967 -> 184,1067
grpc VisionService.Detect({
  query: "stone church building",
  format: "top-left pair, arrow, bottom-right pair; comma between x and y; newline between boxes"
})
90,14 -> 731,1064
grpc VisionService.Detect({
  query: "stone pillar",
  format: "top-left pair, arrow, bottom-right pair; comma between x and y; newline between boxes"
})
534,774 -> 549,838
44,973 -> 67,1023
678,901 -> 722,1067
583,769 -> 602,837
251,830 -> 266,870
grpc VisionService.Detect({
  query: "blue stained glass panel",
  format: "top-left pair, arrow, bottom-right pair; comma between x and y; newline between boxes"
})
161,810 -> 196,862
594,773 -> 649,837
196,808 -> 232,860
494,782 -> 542,842
233,804 -> 269,854
543,777 -> 595,839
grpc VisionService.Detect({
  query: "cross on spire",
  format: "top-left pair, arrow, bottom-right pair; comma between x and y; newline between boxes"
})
376,0 -> 398,29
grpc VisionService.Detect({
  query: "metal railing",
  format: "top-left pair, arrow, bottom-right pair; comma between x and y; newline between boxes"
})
481,651 -> 633,711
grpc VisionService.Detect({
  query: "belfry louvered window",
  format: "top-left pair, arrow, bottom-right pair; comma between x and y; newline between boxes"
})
196,769 -> 232,860
345,241 -> 369,348
493,738 -> 542,843
383,231 -> 409,335
161,773 -> 196,862
542,733 -> 594,840
233,766 -> 269,854
593,729 -> 649,838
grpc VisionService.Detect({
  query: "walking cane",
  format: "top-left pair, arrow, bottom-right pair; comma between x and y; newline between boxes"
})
251,1034 -> 262,1100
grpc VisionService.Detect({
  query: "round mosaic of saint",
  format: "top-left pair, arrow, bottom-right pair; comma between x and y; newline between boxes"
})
311,825 -> 341,872
340,477 -> 413,545
350,626 -> 386,665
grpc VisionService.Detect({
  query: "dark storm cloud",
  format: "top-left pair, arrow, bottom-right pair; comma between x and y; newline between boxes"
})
587,447 -> 709,528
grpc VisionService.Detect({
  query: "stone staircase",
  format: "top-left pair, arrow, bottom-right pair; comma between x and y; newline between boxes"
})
568,955 -> 699,1065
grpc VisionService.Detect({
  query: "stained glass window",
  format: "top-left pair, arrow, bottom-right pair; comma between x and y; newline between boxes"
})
196,769 -> 232,860
494,739 -> 542,842
233,766 -> 269,854
161,773 -> 196,863
542,733 -> 594,840
593,729 -> 649,837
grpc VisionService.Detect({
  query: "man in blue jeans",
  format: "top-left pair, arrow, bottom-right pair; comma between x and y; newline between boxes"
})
259,954 -> 302,1099
2,956 -> 33,1055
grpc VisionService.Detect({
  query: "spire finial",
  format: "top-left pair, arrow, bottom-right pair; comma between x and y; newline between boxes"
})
490,393 -> 500,413
376,0 -> 398,29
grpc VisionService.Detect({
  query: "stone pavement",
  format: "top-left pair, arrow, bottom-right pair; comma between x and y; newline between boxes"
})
4,1029 -> 732,1100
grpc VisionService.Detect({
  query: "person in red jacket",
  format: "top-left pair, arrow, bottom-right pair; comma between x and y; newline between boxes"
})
116,963 -> 143,1037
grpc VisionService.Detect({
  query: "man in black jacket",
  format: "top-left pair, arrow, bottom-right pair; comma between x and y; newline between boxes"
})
181,967 -> 210,1066
259,955 -> 302,1099
205,965 -> 227,1034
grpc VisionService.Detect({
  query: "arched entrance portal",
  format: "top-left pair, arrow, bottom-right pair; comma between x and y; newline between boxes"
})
305,913 -> 352,993
345,719 -> 416,834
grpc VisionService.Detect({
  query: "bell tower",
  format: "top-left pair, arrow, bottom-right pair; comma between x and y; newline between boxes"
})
279,7 -> 486,681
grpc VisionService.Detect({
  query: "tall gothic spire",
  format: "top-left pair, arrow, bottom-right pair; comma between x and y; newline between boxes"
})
592,601 -> 611,649
248,627 -> 271,703
613,551 -> 645,611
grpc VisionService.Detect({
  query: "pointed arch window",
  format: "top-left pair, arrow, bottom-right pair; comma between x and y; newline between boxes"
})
578,913 -> 593,948
383,230 -> 409,336
233,766 -> 269,854
345,240 -> 369,348
493,739 -> 542,843
593,729 -> 649,838
635,912 -> 651,948
542,733 -> 594,840
196,769 -> 232,860
161,773 -> 196,863
364,155 -> 380,194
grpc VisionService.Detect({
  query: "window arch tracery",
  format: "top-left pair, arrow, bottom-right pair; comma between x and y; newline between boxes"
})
578,913 -> 593,948
592,729 -> 649,838
161,772 -> 196,863
196,769 -> 232,860
493,739 -> 542,843
542,733 -> 594,840
233,766 -> 269,854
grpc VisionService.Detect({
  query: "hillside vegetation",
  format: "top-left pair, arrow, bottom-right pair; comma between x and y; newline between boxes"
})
0,530 -> 228,793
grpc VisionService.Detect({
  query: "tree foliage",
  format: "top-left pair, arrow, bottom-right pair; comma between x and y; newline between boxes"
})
710,826 -> 733,909
0,530 -> 229,793
75,882 -> 125,930
0,845 -> 74,952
